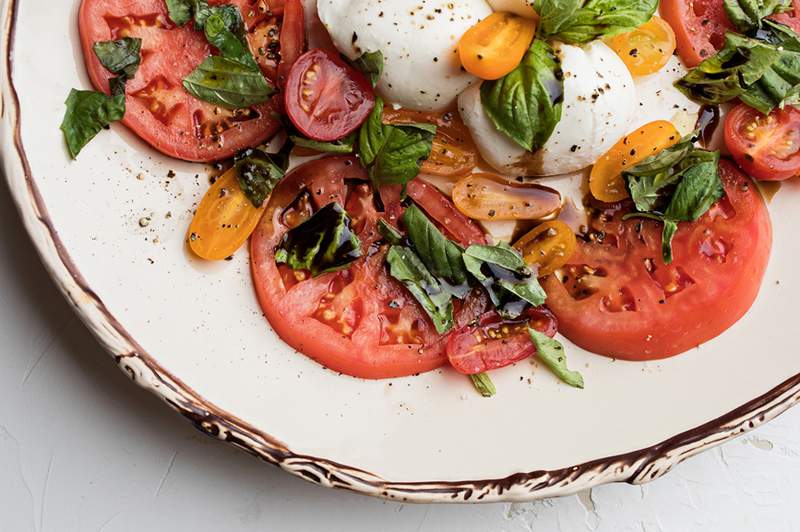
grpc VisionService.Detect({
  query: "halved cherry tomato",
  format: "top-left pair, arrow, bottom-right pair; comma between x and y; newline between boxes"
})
383,107 -> 479,177
79,0 -> 282,162
725,104 -> 800,181
447,307 -> 557,375
406,179 -> 487,246
543,161 -> 772,361
275,0 -> 305,88
458,12 -> 537,80
609,16 -> 677,76
187,167 -> 265,260
451,173 -> 562,221
590,121 -> 681,203
513,221 -> 577,277
284,49 -> 375,142
660,0 -> 735,67
250,156 -> 488,379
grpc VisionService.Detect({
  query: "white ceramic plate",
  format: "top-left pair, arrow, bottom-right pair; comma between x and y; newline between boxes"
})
4,0 -> 800,503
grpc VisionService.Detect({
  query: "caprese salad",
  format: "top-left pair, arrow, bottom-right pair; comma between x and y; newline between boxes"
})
63,0 -> 799,395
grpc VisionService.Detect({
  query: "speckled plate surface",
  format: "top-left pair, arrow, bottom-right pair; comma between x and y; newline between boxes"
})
4,0 -> 800,503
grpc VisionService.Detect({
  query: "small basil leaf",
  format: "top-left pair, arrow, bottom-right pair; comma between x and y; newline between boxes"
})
724,0 -> 792,33
624,133 -> 697,213
203,5 -> 259,70
233,148 -> 288,208
165,0 -> 193,26
275,203 -> 362,276
108,77 -> 127,97
289,134 -> 356,154
352,50 -> 384,87
60,89 -> 126,159
403,204 -> 469,291
535,0 -> 658,44
663,154 -> 723,222
192,0 -> 213,29
377,218 -> 404,245
92,37 -> 142,80
469,373 -> 497,397
528,328 -> 584,388
660,219 -> 679,264
183,56 -> 275,109
385,246 -> 455,334
480,39 -> 563,152
463,242 -> 546,319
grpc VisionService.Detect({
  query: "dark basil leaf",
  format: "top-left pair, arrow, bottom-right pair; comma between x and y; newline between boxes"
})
289,133 -> 356,154
233,148 -> 288,207
203,5 -> 259,70
352,50 -> 384,87
192,0 -> 213,28
534,0 -> 657,44
528,328 -> 584,388
403,204 -> 469,291
724,0 -> 791,33
60,89 -> 126,159
463,242 -> 546,319
93,38 -> 142,80
183,56 -> 275,109
660,219 -> 679,264
385,246 -> 455,334
358,98 -> 436,185
165,0 -> 193,25
676,28 -> 800,114
377,218 -> 404,245
663,153 -> 724,222
480,39 -> 563,151
469,373 -> 497,397
625,134 -> 697,213
275,203 -> 362,276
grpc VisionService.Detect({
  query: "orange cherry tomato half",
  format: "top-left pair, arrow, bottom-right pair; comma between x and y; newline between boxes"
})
590,120 -> 681,203
609,16 -> 677,76
383,107 -> 479,177
458,12 -> 536,80
452,173 -> 562,221
188,168 -> 266,261
513,221 -> 577,277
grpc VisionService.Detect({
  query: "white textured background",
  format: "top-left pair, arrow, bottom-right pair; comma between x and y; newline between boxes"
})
2,177 -> 800,532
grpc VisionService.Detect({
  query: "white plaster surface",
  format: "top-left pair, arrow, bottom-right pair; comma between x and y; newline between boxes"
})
2,176 -> 800,532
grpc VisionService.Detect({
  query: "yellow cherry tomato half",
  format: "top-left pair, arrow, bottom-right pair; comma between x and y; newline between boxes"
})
187,167 -> 266,260
513,221 -> 577,277
608,16 -> 677,76
452,173 -> 562,221
458,12 -> 537,81
590,120 -> 681,203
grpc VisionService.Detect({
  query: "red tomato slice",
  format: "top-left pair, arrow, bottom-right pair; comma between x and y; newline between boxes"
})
284,49 -> 375,142
542,161 -> 772,361
405,179 -> 487,246
250,156 -> 487,379
275,0 -> 305,88
447,308 -> 558,375
660,0 -> 735,67
725,104 -> 800,181
79,0 -> 283,162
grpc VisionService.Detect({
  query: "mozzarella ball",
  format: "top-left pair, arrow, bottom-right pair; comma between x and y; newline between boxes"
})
632,55 -> 701,136
317,0 -> 493,111
459,41 -> 636,176
486,0 -> 537,17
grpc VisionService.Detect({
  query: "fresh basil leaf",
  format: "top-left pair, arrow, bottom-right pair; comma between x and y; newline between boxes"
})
724,0 -> 791,33
625,134 -> 696,213
469,373 -> 497,397
192,0 -> 213,28
203,5 -> 259,70
534,0 -> 657,44
358,98 -> 436,185
463,242 -> 547,319
60,89 -> 126,159
93,38 -> 142,80
676,28 -> 800,114
352,50 -> 384,87
183,56 -> 275,109
275,203 -> 362,276
289,134 -> 356,154
403,204 -> 469,291
663,153 -> 723,222
660,219 -> 679,264
385,246 -> 455,334
480,39 -> 563,152
233,148 -> 288,208
528,328 -> 584,388
377,218 -> 404,245
165,0 -> 193,25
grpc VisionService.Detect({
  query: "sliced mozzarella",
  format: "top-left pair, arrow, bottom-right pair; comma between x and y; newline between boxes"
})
486,0 -> 537,17
632,55 -> 701,136
459,41 -> 636,176
317,0 -> 492,111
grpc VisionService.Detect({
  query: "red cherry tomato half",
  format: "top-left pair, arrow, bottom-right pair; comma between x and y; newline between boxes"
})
725,104 -> 800,181
284,48 -> 375,142
447,308 -> 558,375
